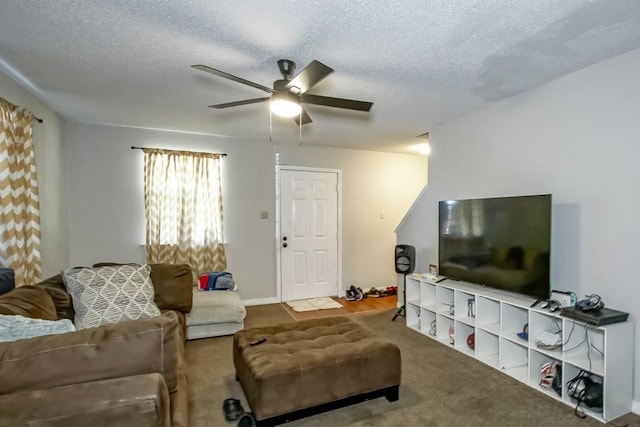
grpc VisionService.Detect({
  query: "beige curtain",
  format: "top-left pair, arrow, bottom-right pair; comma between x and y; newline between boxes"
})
0,97 -> 41,286
143,148 -> 226,273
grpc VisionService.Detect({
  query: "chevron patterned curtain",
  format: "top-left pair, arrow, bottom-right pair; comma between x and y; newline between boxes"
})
0,97 -> 41,287
143,148 -> 226,274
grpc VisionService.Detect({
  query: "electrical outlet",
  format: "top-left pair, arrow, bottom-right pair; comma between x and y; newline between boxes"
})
260,211 -> 268,219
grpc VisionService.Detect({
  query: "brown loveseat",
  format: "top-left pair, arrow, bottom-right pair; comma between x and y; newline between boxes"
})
0,263 -> 194,427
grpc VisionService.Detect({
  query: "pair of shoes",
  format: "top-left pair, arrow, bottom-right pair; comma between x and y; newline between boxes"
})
223,398 -> 245,421
237,412 -> 257,427
365,287 -> 381,297
346,285 -> 364,301
223,398 -> 257,426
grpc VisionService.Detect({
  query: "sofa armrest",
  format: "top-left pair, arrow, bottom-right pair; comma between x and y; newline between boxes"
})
0,373 -> 170,427
0,311 -> 181,395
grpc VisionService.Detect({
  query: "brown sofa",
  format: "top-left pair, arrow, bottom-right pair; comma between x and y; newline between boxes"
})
0,263 -> 194,427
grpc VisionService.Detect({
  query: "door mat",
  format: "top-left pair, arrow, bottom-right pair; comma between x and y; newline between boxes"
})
286,297 -> 343,312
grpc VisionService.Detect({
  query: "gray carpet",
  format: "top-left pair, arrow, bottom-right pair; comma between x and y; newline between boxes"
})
186,305 -> 640,426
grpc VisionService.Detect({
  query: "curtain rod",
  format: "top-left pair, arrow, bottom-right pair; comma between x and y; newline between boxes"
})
0,96 -> 42,123
130,146 -> 227,157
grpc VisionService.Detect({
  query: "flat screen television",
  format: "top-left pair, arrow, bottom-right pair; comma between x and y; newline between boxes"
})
438,194 -> 551,300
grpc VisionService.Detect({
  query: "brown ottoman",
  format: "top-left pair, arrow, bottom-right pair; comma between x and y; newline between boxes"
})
233,316 -> 401,425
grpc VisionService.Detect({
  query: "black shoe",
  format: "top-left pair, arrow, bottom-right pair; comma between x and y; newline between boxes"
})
223,398 -> 245,421
350,285 -> 364,301
237,412 -> 256,427
345,287 -> 355,301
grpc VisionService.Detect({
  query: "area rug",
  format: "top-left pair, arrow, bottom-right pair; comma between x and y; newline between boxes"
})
286,297 -> 342,312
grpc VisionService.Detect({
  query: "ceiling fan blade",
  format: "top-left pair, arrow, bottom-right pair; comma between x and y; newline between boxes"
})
301,94 -> 373,111
286,60 -> 334,94
209,97 -> 270,109
293,108 -> 313,125
192,64 -> 275,94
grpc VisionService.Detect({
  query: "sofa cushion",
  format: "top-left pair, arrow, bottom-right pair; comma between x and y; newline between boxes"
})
93,263 -> 194,313
0,373 -> 171,427
186,288 -> 245,326
35,274 -> 75,320
0,286 -> 57,320
149,264 -> 194,313
63,264 -> 161,329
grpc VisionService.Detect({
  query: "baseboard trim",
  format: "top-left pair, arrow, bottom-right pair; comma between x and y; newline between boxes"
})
242,297 -> 279,306
632,399 -> 640,415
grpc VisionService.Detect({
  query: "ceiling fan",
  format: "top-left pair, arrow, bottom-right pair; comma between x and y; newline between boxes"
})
191,59 -> 373,125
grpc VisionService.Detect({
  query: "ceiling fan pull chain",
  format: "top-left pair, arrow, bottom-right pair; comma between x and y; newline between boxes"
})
269,108 -> 273,143
299,110 -> 302,146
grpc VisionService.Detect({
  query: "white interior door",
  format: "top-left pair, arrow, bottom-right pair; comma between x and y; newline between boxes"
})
279,168 -> 339,302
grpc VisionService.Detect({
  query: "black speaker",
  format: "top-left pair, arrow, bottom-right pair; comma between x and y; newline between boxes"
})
395,245 -> 416,274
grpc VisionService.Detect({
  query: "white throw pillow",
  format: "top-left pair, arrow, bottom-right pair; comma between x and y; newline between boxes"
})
63,264 -> 161,329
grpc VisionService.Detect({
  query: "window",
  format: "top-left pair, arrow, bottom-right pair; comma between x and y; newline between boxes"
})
143,148 -> 226,273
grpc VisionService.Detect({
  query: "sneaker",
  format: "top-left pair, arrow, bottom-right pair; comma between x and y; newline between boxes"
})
345,288 -> 356,301
365,287 -> 380,297
352,286 -> 364,301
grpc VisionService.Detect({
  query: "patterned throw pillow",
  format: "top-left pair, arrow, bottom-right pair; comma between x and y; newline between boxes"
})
63,264 -> 161,329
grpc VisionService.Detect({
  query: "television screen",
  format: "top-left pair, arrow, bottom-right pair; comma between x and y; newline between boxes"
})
438,194 -> 551,300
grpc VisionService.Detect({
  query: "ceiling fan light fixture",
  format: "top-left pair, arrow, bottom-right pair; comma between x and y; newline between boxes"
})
416,132 -> 431,155
270,93 -> 302,118
417,143 -> 431,155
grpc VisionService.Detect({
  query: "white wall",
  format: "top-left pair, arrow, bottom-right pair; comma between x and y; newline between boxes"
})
277,144 -> 427,292
63,122 -> 427,300
0,71 -> 68,278
62,123 -> 276,300
397,48 -> 640,408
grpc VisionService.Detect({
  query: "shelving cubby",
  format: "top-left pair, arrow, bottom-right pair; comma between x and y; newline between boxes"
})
454,290 -> 476,326
404,276 -> 633,422
420,281 -> 436,311
404,277 -> 421,332
436,285 -> 455,316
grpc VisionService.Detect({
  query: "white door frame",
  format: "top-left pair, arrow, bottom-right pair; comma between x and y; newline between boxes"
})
275,165 -> 343,302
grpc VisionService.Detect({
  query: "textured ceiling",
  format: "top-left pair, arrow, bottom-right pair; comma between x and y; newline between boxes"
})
1,1 -> 640,154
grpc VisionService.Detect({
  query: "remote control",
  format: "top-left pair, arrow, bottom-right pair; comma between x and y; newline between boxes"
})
249,338 -> 266,346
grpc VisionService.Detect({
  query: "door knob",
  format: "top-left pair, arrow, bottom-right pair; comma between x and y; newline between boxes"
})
282,243 -> 288,248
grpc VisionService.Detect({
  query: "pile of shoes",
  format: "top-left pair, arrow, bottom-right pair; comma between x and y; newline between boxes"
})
364,286 -> 397,298
345,285 -> 364,301
223,398 -> 256,426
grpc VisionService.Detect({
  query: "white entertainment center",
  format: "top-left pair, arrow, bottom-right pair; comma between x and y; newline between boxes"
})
404,274 -> 633,422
